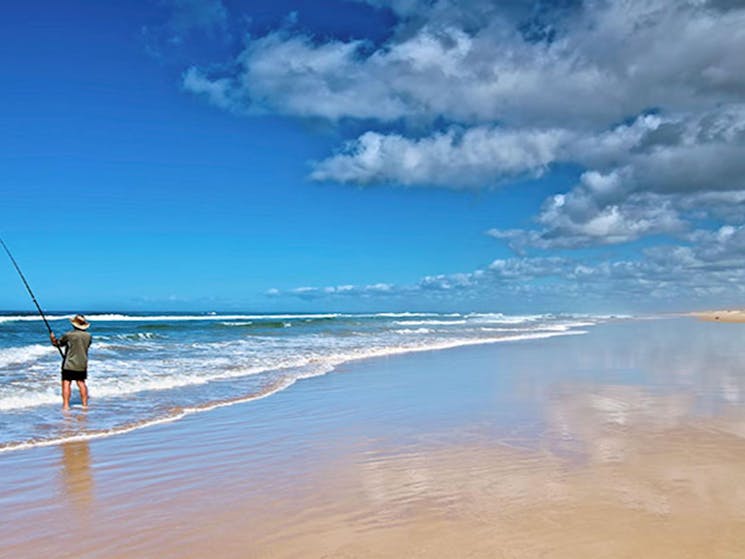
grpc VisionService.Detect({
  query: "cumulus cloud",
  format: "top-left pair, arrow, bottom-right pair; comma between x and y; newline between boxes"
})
182,0 -> 745,301
183,67 -> 239,111
271,229 -> 745,307
185,32 -> 409,119
184,5 -> 745,242
268,282 -> 397,300
492,190 -> 688,249
184,1 -> 745,194
311,126 -> 570,187
186,1 -> 745,126
488,106 -> 745,247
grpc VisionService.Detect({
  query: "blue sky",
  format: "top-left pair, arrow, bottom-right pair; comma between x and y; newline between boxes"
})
2,0 -> 745,313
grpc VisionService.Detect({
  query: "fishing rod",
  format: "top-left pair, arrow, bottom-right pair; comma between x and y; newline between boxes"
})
1,237 -> 64,359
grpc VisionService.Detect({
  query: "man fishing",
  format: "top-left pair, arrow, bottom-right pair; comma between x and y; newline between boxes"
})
1,239 -> 92,410
50,315 -> 92,410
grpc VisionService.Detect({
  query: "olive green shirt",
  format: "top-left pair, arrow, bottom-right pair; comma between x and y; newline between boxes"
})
59,329 -> 92,372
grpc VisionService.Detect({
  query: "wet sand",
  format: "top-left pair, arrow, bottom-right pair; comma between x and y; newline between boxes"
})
2,317 -> 745,558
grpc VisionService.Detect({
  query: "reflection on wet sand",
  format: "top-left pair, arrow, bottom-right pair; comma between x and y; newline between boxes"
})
264,418 -> 745,557
254,382 -> 745,558
544,385 -> 745,513
547,385 -> 695,462
60,441 -> 93,511
58,414 -> 94,514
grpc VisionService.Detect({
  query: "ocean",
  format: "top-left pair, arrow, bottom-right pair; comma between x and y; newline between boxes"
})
0,311 -> 607,452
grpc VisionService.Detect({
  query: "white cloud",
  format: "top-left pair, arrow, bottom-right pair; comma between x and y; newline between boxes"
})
185,32 -> 409,119
270,231 -> 745,307
530,189 -> 686,247
186,1 -> 745,127
183,67 -> 238,111
311,126 -> 570,187
276,282 -> 398,300
311,112 -> 678,187
488,107 -> 745,248
185,2 -> 745,192
183,0 -> 745,266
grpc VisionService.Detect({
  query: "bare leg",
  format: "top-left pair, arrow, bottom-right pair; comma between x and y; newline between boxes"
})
61,380 -> 72,410
76,380 -> 89,408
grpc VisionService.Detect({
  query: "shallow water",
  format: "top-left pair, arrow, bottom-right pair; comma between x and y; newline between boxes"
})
0,311 -> 603,451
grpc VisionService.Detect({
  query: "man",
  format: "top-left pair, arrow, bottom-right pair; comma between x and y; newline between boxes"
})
50,314 -> 92,410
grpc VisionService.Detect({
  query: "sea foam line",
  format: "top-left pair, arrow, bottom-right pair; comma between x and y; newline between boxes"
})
0,377 -> 296,454
0,344 -> 57,368
0,359 -> 303,411
0,313 -> 342,323
0,319 -> 595,411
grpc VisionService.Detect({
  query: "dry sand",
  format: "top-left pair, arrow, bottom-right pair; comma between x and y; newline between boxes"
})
691,309 -> 745,322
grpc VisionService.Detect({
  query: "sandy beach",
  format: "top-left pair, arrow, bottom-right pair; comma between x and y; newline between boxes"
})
2,317 -> 745,558
692,309 -> 745,323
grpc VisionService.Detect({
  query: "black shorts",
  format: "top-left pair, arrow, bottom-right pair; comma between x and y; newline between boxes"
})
61,369 -> 87,382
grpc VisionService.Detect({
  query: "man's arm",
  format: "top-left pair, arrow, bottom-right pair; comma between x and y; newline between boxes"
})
50,333 -> 66,347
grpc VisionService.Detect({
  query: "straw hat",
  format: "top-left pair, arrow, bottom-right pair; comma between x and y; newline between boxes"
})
70,314 -> 90,330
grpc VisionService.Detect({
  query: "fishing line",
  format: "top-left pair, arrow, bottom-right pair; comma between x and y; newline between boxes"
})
1,237 -> 64,359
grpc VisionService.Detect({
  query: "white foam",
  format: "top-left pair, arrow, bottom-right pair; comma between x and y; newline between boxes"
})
97,332 -> 160,342
0,327 -> 591,453
0,311 -> 607,452
0,351 -> 315,411
394,320 -> 468,326
393,328 -> 435,335
357,312 -> 458,318
0,328 -> 590,412
543,321 -> 596,331
0,387 -> 60,411
87,313 -> 341,321
0,375 -> 301,454
0,344 -> 57,368
466,313 -> 547,324
0,312 -> 592,326
0,314 -> 73,323
0,313 -> 342,324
